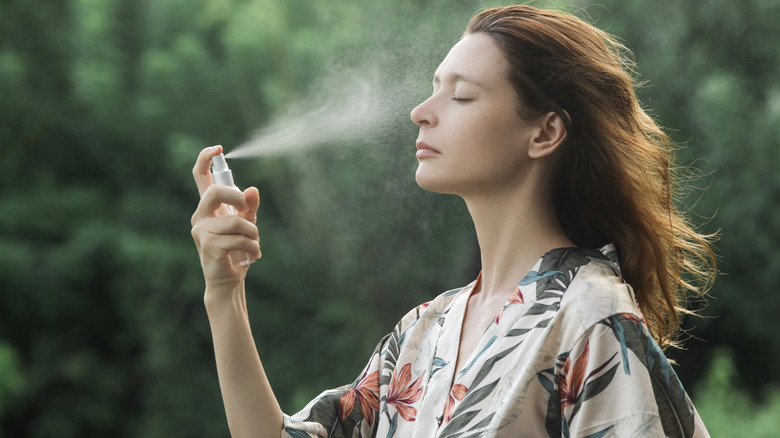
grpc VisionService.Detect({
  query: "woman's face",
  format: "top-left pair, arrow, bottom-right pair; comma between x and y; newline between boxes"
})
411,33 -> 536,198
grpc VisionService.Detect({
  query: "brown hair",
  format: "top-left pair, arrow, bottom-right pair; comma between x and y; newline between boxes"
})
466,5 -> 717,349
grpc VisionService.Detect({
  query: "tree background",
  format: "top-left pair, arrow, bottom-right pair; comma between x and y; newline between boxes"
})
0,0 -> 778,436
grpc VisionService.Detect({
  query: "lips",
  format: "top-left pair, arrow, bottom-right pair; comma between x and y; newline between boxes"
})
416,141 -> 441,158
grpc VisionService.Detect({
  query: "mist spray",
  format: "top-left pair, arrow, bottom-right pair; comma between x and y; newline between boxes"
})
211,152 -> 253,267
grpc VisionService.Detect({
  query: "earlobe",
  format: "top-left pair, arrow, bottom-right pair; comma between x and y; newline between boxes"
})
528,111 -> 567,159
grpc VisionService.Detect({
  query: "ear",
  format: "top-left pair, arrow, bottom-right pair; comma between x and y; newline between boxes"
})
528,111 -> 567,159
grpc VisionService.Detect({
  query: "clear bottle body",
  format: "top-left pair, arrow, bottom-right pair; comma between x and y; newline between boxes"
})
211,153 -> 253,267
216,188 -> 253,267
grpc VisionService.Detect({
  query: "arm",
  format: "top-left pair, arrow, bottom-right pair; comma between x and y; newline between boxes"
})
191,145 -> 283,437
206,284 -> 283,438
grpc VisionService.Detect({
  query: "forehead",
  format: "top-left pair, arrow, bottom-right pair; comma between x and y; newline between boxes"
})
433,33 -> 508,86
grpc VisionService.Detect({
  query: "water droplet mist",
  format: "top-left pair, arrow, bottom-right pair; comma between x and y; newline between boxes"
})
224,66 -> 423,160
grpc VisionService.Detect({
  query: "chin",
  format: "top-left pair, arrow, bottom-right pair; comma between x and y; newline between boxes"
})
415,168 -> 439,192
415,168 -> 457,195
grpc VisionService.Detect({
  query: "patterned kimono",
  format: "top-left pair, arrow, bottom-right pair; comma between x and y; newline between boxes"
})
282,245 -> 710,437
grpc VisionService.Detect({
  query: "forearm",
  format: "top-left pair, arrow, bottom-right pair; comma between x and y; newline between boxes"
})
206,287 -> 283,438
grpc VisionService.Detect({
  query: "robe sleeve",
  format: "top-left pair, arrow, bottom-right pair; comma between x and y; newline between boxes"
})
280,334 -> 388,438
280,298 -> 429,438
554,313 -> 711,438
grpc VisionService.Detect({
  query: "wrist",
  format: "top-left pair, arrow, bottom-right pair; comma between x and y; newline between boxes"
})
204,283 -> 246,317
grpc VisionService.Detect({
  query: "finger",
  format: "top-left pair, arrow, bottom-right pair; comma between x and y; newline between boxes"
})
191,185 -> 250,225
194,215 -> 259,242
196,232 -> 262,263
240,187 -> 260,224
193,145 -> 223,197
191,216 -> 261,263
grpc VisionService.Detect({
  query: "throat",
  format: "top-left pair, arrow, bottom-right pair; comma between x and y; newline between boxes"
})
453,282 -> 512,376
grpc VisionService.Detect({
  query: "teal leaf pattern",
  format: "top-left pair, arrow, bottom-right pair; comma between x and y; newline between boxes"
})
539,363 -> 563,436
385,412 -> 398,438
470,346 -> 514,390
430,356 -> 448,379
603,314 -> 696,438
583,425 -> 615,438
519,269 -> 564,285
570,361 -> 619,420
457,336 -> 497,377
305,391 -> 348,436
285,429 -> 315,438
452,379 -> 499,419
443,413 -> 495,438
438,410 -> 479,437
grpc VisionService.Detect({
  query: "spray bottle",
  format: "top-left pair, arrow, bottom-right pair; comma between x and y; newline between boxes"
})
211,152 -> 253,267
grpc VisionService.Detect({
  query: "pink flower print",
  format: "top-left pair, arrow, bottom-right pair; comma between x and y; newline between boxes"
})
338,370 -> 380,427
386,363 -> 424,421
442,384 -> 468,423
494,286 -> 525,324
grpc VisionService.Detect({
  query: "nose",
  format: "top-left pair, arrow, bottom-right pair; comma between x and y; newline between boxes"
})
410,97 -> 436,127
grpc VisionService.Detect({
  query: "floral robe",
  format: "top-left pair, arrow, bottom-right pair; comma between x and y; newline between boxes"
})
282,245 -> 710,437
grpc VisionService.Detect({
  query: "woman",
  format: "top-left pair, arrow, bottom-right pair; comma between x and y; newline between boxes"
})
190,5 -> 716,437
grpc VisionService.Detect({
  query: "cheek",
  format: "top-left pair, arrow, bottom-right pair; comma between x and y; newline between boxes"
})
439,105 -> 527,158
466,113 -> 530,175
464,111 -> 525,155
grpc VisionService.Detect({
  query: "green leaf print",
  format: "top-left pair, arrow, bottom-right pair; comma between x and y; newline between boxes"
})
385,412 -> 398,438
604,314 -> 696,438
439,410 -> 479,437
523,302 -> 561,316
470,345 -> 514,389
534,248 -> 605,293
583,425 -> 615,438
458,336 -> 497,377
305,391 -> 347,437
445,413 -> 495,438
520,270 -> 564,285
285,429 -> 314,438
456,379 -> 499,414
570,362 -> 619,420
539,352 -> 569,437
382,329 -> 399,380
537,367 -> 558,394
441,379 -> 500,436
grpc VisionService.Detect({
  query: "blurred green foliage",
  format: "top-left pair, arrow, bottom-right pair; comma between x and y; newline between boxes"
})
0,0 -> 777,436
695,349 -> 780,437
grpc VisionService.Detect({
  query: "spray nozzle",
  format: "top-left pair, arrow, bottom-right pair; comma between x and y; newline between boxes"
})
211,152 -> 229,173
211,152 -> 235,187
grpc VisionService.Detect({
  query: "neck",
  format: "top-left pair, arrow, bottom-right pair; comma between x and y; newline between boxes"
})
462,167 -> 574,300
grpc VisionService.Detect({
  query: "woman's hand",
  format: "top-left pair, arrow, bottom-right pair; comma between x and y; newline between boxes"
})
191,145 -> 261,294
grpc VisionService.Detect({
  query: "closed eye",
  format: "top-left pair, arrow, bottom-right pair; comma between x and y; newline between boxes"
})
452,97 -> 473,103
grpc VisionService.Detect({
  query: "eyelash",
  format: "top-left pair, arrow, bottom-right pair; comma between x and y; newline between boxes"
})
452,97 -> 472,103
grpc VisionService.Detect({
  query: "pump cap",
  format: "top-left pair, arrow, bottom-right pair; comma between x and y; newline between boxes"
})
211,153 -> 235,187
211,153 -> 229,173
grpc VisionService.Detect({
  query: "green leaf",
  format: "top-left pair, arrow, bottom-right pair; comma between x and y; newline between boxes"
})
570,363 -> 619,420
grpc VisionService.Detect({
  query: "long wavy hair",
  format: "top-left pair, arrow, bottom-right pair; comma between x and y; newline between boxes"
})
466,5 -> 717,350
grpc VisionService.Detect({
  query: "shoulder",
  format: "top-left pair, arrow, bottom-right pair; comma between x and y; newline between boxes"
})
556,244 -> 644,330
543,247 -> 703,437
551,314 -> 702,438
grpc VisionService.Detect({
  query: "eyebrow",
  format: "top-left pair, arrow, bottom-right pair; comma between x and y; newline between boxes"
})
432,72 -> 484,88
